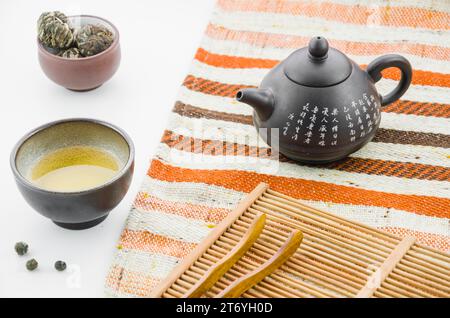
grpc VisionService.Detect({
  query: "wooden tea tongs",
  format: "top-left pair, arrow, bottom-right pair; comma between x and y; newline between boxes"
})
149,184 -> 303,298
215,230 -> 302,298
185,211 -> 266,297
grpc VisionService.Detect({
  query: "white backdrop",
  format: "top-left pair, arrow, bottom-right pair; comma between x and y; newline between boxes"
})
0,0 -> 214,297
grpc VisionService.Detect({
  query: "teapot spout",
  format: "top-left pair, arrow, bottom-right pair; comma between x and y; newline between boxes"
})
236,88 -> 274,121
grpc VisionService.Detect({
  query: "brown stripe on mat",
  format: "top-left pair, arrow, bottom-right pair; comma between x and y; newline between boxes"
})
174,101 -> 253,124
182,75 -> 450,118
373,129 -> 450,148
173,102 -> 450,148
161,130 -> 450,181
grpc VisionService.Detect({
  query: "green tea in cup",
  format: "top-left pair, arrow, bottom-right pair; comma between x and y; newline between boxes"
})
31,146 -> 119,192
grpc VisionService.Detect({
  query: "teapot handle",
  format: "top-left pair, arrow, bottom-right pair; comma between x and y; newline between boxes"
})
366,54 -> 412,106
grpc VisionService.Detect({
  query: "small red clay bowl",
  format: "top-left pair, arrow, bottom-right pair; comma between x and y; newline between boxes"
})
37,15 -> 121,91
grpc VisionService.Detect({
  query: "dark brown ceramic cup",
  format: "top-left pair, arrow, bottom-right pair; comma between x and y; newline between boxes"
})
38,15 -> 121,91
10,119 -> 134,230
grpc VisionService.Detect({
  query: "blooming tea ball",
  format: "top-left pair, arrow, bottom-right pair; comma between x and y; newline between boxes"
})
75,24 -> 114,57
59,47 -> 82,59
37,11 -> 74,49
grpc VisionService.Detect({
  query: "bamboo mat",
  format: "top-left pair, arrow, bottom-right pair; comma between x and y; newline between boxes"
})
150,184 -> 450,298
105,0 -> 450,297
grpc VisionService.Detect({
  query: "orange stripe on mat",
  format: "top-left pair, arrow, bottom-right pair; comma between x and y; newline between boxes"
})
195,48 -> 450,88
196,46 -> 279,68
119,229 -> 196,259
381,228 -> 449,252
134,192 -> 231,224
106,265 -> 161,297
217,0 -> 450,30
148,159 -> 450,219
382,100 -> 450,118
205,24 -> 450,61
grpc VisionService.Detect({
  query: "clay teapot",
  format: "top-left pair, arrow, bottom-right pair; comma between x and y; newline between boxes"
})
237,36 -> 412,163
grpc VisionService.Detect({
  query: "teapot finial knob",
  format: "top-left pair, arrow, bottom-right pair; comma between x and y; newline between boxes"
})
308,36 -> 329,60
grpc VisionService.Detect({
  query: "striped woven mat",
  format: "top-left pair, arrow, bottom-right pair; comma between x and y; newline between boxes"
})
105,0 -> 450,297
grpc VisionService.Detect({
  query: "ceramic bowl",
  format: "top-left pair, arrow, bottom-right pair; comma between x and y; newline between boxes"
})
10,118 -> 134,230
37,15 -> 121,91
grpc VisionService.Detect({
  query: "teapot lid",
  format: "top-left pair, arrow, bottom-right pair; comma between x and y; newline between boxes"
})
283,36 -> 352,87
